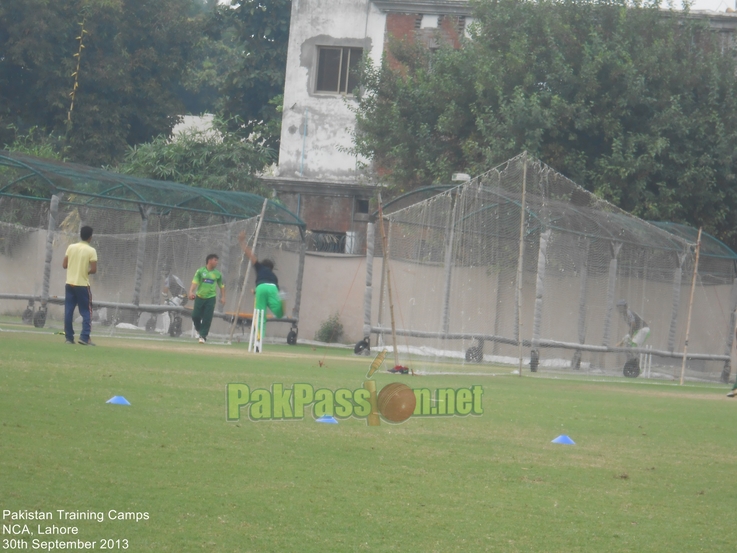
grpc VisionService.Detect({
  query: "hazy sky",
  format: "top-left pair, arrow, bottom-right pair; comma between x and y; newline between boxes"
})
689,0 -> 734,10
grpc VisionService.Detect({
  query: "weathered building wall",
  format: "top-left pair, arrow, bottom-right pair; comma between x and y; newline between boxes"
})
264,178 -> 371,241
276,0 -> 386,181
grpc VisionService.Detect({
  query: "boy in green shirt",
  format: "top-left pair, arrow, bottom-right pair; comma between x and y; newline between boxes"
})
188,254 -> 226,343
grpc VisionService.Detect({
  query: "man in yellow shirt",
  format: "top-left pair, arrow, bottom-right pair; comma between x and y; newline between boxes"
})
62,226 -> 98,345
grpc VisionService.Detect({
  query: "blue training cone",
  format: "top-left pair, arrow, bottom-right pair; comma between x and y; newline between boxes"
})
106,396 -> 131,406
551,434 -> 575,445
316,415 -> 338,424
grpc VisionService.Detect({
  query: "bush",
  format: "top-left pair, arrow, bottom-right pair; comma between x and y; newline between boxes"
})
315,312 -> 344,343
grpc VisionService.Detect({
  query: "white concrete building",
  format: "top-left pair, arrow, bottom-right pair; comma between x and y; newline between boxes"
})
266,0 -> 472,248
276,0 -> 385,182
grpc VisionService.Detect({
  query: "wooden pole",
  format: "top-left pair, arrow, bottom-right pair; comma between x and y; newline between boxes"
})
375,224 -> 389,347
377,194 -> 400,369
517,152 -> 528,377
679,227 -> 702,385
228,199 -> 269,343
730,308 -> 737,385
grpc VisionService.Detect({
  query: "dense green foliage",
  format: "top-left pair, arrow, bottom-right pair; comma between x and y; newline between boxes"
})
354,0 -> 737,248
208,0 -> 291,148
0,0 -> 288,188
0,0 -> 204,165
315,312 -> 345,343
1,126 -> 67,160
117,117 -> 274,195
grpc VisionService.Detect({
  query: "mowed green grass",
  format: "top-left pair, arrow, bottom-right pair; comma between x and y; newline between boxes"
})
1,330 -> 736,552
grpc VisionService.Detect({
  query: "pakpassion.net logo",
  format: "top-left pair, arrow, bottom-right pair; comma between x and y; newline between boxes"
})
226,350 -> 483,426
226,382 -> 483,426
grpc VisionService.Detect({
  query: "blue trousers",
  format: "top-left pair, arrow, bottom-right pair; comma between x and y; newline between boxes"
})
65,284 -> 92,343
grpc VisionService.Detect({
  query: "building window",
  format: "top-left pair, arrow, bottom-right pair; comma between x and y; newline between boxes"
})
457,16 -> 466,35
420,14 -> 440,29
355,198 -> 369,214
315,47 -> 363,94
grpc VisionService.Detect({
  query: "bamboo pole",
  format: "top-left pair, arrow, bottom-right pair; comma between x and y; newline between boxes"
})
679,227 -> 702,386
440,192 -> 457,335
375,225 -> 388,346
730,307 -> 737,384
41,194 -> 61,306
362,222 -> 375,341
516,152 -> 528,377
68,18 -> 87,123
228,199 -> 269,343
377,194 -> 400,369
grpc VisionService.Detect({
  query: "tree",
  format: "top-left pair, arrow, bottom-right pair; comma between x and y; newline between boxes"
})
0,0 -> 73,151
2,126 -> 67,161
353,40 -> 476,193
0,0 -> 203,165
116,118 -> 274,196
209,0 -> 291,148
353,0 -> 737,248
0,127 -> 67,228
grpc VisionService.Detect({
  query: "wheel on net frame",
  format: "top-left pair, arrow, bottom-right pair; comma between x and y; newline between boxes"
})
529,349 -> 539,372
33,307 -> 47,328
354,338 -> 370,355
465,339 -> 484,363
623,357 -> 641,378
169,315 -> 183,337
465,347 -> 483,363
145,316 -> 157,332
465,338 -> 485,363
22,306 -> 34,325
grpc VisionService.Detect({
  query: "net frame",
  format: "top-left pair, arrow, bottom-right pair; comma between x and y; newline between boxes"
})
0,151 -> 307,343
0,150 -> 304,228
359,153 -> 737,383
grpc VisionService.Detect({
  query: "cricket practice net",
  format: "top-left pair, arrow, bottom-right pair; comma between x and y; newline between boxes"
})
0,207 -> 305,342
0,150 -> 308,342
361,153 -> 737,383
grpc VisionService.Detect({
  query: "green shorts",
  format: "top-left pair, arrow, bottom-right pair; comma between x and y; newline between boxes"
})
255,283 -> 284,318
253,283 -> 284,338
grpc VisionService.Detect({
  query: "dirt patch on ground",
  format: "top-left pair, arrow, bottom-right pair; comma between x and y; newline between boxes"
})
100,337 -> 368,364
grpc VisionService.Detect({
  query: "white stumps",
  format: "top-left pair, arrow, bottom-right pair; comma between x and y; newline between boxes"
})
249,309 -> 265,353
640,345 -> 653,378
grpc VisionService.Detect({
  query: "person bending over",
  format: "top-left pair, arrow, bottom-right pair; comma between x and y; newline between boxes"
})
238,231 -> 285,339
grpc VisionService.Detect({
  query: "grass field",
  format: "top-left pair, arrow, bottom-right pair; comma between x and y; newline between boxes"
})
1,326 -> 736,552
